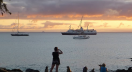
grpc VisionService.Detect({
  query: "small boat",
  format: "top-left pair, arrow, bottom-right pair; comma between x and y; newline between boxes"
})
73,35 -> 90,39
11,32 -> 29,36
11,12 -> 29,36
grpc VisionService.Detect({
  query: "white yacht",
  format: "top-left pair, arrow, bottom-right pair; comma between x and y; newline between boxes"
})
61,26 -> 97,35
61,16 -> 97,35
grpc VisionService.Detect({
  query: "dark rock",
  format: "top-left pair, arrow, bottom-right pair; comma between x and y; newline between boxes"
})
116,69 -> 127,72
10,69 -> 22,72
26,69 -> 39,72
128,67 -> 132,72
0,68 -> 8,72
0,68 -> 23,72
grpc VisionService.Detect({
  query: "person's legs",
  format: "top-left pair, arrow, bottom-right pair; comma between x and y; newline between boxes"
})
50,64 -> 55,72
56,65 -> 59,72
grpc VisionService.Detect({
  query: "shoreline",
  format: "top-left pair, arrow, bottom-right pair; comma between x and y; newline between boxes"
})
0,66 -> 132,72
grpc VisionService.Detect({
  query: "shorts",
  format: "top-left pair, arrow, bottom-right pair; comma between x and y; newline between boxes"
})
52,59 -> 60,65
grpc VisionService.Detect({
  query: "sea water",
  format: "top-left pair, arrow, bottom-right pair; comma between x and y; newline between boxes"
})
0,32 -> 132,72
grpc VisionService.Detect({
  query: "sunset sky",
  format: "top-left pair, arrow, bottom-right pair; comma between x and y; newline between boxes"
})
1,0 -> 132,32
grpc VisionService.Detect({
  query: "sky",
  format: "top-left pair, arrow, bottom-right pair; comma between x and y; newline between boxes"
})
1,0 -> 132,32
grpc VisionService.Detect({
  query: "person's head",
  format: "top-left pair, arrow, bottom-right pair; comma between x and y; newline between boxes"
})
54,47 -> 58,52
67,66 -> 70,68
83,66 -> 88,72
102,63 -> 106,67
46,66 -> 48,69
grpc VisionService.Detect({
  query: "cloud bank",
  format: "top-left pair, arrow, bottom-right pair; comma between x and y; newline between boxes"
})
42,21 -> 73,28
0,0 -> 131,20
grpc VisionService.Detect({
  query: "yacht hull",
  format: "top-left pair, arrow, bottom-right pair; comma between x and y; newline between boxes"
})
61,32 -> 97,35
11,34 -> 29,36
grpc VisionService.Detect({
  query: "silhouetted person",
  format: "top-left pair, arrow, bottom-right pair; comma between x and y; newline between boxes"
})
99,63 -> 108,72
45,66 -> 48,72
67,66 -> 72,72
83,66 -> 88,72
90,68 -> 95,72
50,47 -> 63,72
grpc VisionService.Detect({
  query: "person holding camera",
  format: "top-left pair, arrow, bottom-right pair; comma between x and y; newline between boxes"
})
99,63 -> 108,72
50,47 -> 63,72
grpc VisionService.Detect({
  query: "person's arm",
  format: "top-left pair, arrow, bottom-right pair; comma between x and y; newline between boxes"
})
106,68 -> 108,72
99,67 -> 101,71
99,65 -> 101,71
58,49 -> 63,54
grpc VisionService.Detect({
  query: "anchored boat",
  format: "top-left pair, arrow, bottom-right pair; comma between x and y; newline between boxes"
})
61,27 -> 97,35
11,12 -> 29,36
73,35 -> 90,39
61,16 -> 97,35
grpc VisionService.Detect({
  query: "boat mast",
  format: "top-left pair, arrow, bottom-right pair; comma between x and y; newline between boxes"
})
17,12 -> 19,33
87,24 -> 89,30
69,25 -> 71,30
79,16 -> 83,28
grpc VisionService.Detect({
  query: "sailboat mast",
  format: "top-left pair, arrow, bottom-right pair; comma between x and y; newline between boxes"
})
17,12 -> 19,33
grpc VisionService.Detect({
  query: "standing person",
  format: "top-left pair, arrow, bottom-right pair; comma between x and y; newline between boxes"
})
99,63 -> 108,72
50,47 -> 63,72
83,66 -> 88,72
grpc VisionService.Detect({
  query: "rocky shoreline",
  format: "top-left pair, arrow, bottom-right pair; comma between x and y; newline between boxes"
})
1,59 -> 132,72
0,66 -> 132,72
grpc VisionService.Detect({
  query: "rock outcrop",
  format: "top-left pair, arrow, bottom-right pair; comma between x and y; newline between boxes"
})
26,69 -> 39,72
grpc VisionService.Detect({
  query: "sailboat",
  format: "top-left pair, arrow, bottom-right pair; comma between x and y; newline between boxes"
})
11,12 -> 29,36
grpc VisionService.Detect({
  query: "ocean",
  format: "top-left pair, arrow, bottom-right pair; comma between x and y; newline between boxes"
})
0,32 -> 132,72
